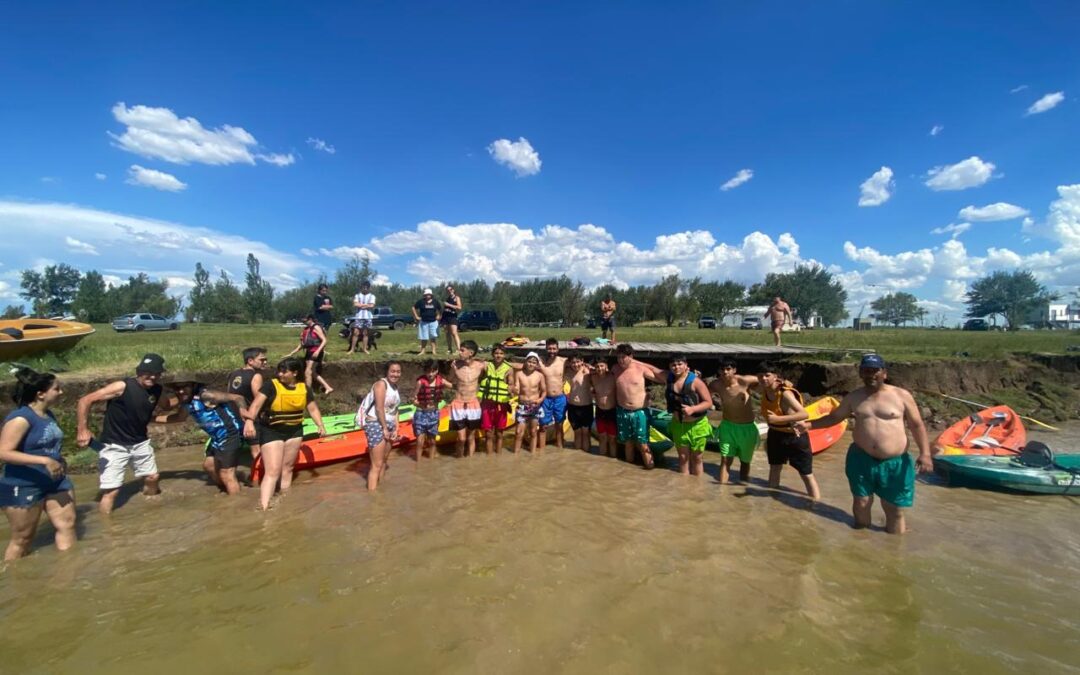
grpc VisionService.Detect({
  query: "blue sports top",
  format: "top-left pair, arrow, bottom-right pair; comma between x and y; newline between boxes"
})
1,406 -> 65,487
183,387 -> 241,449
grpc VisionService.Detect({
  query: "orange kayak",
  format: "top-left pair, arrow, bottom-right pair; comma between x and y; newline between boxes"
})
805,396 -> 847,454
250,420 -> 416,483
934,405 -> 1026,456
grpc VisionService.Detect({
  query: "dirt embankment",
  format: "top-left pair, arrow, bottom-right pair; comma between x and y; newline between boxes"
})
3,354 -> 1079,458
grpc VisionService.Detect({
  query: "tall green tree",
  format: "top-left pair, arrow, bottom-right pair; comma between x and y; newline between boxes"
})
648,275 -> 681,326
104,273 -> 182,317
19,263 -> 82,316
70,270 -> 111,322
682,278 -> 746,322
870,292 -> 927,327
493,281 -> 514,324
207,271 -> 244,322
560,279 -> 587,326
331,255 -> 377,310
2,305 -> 24,319
186,263 -> 212,322
242,253 -> 275,323
747,264 -> 848,327
964,270 -> 1056,329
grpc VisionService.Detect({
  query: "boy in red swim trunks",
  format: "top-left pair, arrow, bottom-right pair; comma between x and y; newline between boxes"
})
589,358 -> 618,457
478,345 -> 513,454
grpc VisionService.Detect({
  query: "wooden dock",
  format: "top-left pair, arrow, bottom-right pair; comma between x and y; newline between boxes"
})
502,340 -> 861,360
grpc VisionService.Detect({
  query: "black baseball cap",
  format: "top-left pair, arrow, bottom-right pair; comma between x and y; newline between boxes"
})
859,354 -> 886,369
136,353 -> 166,374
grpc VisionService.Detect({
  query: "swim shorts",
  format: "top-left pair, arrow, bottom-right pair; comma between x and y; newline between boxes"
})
449,399 -> 482,431
567,403 -> 595,430
600,317 -> 615,331
771,320 -> 784,331
418,321 -> 439,341
0,478 -> 74,508
98,439 -> 159,490
616,407 -> 649,444
717,419 -> 759,463
845,444 -> 915,508
480,400 -> 511,431
540,394 -> 568,428
203,435 -> 242,469
257,423 -> 303,446
364,420 -> 397,446
351,318 -> 373,330
595,407 -> 617,436
668,416 -> 712,453
765,430 -> 812,475
516,401 -> 542,424
413,408 -> 440,437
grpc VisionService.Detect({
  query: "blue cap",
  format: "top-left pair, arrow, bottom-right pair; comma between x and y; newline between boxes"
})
860,354 -> 886,369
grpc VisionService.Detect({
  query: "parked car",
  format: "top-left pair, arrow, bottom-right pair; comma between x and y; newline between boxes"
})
698,315 -> 718,329
585,317 -> 597,329
369,306 -> 415,331
112,313 -> 178,332
741,317 -> 762,330
458,310 -> 502,331
962,318 -> 991,331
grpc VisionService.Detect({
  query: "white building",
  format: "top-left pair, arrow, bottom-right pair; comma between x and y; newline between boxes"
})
721,305 -> 822,329
1028,302 -> 1080,328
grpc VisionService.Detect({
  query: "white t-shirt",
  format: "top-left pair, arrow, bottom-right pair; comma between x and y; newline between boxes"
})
353,293 -> 375,320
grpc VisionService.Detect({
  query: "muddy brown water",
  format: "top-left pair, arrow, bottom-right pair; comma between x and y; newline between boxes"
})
2,426 -> 1079,674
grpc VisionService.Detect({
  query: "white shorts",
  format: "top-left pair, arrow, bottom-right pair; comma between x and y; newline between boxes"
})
98,439 -> 158,490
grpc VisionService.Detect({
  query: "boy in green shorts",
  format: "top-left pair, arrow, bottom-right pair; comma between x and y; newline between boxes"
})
664,354 -> 714,476
708,358 -> 762,484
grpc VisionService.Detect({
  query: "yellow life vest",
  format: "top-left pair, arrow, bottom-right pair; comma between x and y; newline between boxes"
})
267,379 -> 307,427
479,362 -> 512,403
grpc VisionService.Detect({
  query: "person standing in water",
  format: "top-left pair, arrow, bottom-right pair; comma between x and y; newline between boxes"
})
589,358 -> 618,458
664,354 -> 714,476
359,361 -> 403,491
169,382 -> 248,496
448,340 -> 485,458
612,344 -> 665,469
565,355 -> 595,453
708,359 -> 762,484
478,344 -> 513,455
413,360 -> 451,462
800,354 -> 932,534
0,368 -> 76,560
226,347 -> 267,464
758,363 -> 819,501
76,353 -> 177,514
512,353 -> 545,455
442,284 -> 463,355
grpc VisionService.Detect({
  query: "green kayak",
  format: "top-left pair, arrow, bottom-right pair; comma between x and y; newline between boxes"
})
934,452 -> 1080,495
302,403 -> 417,438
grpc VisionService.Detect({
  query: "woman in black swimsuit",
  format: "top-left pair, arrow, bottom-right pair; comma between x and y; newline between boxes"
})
441,284 -> 462,355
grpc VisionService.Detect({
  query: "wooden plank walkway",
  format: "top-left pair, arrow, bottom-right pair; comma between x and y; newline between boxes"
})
502,340 -> 865,359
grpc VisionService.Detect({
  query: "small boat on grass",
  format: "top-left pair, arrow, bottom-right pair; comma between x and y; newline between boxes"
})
934,405 -> 1026,456
0,319 -> 95,362
934,442 -> 1080,495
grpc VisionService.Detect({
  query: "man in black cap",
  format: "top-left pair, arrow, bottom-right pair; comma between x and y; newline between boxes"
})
799,354 -> 933,534
76,353 -> 182,514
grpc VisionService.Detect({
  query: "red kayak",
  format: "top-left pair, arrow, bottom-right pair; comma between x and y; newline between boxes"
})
934,405 -> 1026,456
250,420 -> 416,483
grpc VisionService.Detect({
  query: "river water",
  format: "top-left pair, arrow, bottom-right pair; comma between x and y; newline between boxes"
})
1,426 -> 1079,674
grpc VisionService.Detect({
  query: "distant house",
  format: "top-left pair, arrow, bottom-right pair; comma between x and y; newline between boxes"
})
1027,302 -> 1080,329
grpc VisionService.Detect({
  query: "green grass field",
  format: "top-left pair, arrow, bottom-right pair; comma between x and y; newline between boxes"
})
7,322 -> 1078,380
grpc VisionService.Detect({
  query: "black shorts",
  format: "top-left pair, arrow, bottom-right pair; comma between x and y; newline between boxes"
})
449,417 -> 481,431
567,404 -> 595,430
441,315 -> 458,326
258,423 -> 303,445
766,430 -> 813,475
600,317 -> 615,330
204,435 -> 242,469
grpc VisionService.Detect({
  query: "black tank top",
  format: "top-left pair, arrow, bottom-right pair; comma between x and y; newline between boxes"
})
226,368 -> 257,417
443,294 -> 459,319
100,378 -> 163,445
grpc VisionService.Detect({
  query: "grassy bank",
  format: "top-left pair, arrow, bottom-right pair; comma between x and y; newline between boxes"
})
6,323 -> 1079,380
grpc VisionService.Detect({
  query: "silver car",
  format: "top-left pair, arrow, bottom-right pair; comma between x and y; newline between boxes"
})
112,313 -> 178,332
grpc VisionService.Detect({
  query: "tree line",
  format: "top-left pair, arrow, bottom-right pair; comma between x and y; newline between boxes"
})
7,253 -> 1057,330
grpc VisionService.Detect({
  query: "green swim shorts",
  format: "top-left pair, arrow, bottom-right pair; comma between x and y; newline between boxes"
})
616,407 -> 649,444
668,416 -> 712,453
845,444 -> 915,508
717,419 -> 759,463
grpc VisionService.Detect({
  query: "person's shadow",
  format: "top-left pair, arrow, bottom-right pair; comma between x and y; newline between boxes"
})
736,484 -> 856,527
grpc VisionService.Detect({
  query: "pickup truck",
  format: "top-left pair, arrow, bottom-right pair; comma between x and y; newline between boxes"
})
366,306 -> 415,331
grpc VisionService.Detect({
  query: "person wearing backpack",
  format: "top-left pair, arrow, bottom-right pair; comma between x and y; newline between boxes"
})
664,354 -> 714,476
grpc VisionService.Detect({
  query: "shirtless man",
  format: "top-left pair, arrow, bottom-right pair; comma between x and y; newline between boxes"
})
512,338 -> 568,449
801,354 -> 932,534
708,358 -> 761,484
448,340 -> 485,457
590,358 -> 618,458
599,294 -> 617,343
759,362 -> 819,501
763,296 -> 793,347
512,352 -> 545,454
565,355 -> 594,452
612,343 -> 665,469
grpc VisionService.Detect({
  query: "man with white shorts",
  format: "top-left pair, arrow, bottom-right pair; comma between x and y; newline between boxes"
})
412,288 -> 442,355
76,353 -> 178,514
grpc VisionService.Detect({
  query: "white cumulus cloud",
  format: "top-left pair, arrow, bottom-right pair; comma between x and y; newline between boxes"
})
942,279 -> 967,303
930,223 -> 971,239
924,156 -> 996,191
65,237 -> 99,256
720,169 -> 754,191
487,137 -> 542,177
958,202 -> 1029,222
109,102 -> 292,167
1025,91 -> 1064,116
858,166 -> 894,207
929,125 -> 944,136
306,138 -> 336,154
125,165 -> 187,192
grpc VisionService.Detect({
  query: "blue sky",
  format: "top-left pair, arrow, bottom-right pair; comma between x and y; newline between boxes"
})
2,1 -> 1078,318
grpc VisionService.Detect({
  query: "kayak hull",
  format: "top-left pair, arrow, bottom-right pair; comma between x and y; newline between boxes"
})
0,319 -> 95,362
934,405 -> 1026,456
934,453 -> 1080,495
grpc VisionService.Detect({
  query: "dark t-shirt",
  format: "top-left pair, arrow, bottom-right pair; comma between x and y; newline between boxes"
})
101,378 -> 163,445
413,298 -> 442,323
313,293 -> 333,327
